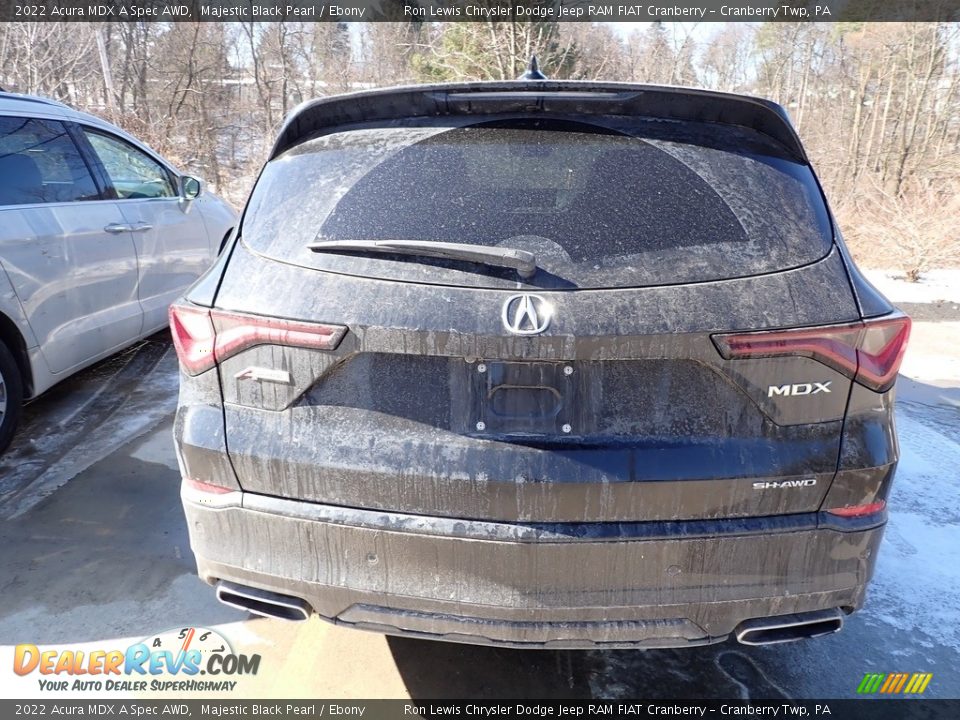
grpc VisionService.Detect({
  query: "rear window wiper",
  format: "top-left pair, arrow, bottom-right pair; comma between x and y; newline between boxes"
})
307,239 -> 537,279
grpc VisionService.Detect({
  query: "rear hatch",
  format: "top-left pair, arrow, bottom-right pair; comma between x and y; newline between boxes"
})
205,84 -> 863,523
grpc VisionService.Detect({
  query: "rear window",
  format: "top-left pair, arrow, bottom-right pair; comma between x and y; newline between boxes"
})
242,117 -> 832,289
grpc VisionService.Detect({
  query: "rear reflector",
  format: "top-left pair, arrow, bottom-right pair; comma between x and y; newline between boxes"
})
713,313 -> 910,392
184,478 -> 233,495
826,500 -> 886,518
182,478 -> 242,508
169,303 -> 347,375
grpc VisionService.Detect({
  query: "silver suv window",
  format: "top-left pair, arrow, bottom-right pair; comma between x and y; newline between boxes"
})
0,116 -> 100,206
83,129 -> 176,200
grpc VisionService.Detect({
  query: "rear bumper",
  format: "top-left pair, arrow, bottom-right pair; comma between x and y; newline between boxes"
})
181,487 -> 884,649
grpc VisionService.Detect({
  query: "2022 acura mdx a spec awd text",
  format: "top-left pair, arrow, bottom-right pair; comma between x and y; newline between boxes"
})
171,82 -> 910,648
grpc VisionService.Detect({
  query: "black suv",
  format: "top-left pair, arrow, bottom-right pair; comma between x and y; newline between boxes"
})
171,82 -> 910,648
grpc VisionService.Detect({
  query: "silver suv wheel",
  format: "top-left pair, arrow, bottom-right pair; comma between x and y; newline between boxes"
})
0,341 -> 24,454
0,367 -> 6,419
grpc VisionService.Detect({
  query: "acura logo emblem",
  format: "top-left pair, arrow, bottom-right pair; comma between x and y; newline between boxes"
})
502,294 -> 552,335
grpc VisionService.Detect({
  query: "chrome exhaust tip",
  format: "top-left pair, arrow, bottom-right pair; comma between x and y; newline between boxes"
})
736,608 -> 844,646
215,581 -> 311,621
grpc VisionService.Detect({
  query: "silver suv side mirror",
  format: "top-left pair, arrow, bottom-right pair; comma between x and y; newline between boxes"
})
181,176 -> 202,200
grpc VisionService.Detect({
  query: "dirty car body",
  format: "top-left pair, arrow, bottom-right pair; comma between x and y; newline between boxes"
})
171,82 -> 910,648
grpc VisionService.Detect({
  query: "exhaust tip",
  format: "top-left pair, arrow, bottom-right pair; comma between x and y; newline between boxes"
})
215,581 -> 310,622
736,609 -> 844,646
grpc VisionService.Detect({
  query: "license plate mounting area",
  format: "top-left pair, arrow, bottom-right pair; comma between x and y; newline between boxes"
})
458,360 -> 591,436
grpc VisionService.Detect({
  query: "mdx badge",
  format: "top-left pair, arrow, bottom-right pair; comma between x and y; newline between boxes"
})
502,294 -> 552,336
768,382 -> 832,397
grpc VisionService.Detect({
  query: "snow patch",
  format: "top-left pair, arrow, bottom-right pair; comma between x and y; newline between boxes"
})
867,410 -> 960,649
862,268 -> 960,304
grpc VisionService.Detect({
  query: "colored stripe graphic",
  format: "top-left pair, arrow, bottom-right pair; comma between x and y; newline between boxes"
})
858,672 -> 932,694
880,674 -> 897,693
904,674 -> 920,694
891,673 -> 906,693
857,673 -> 885,694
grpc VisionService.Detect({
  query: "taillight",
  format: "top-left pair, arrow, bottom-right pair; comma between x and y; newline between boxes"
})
856,315 -> 912,390
169,304 -> 216,375
826,500 -> 886,518
169,303 -> 347,376
713,313 -> 911,392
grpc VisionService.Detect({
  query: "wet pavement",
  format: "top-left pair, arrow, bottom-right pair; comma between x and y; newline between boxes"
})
1,328 -> 958,700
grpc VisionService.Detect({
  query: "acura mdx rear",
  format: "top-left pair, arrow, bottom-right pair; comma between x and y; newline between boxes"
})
170,82 -> 910,648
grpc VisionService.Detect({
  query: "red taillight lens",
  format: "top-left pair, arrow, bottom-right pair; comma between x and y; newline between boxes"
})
713,313 -> 911,392
169,304 -> 216,375
826,500 -> 886,518
212,311 -> 347,361
169,303 -> 347,376
856,315 -> 912,391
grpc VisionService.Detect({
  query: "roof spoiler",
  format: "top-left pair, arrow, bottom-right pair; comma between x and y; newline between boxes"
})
269,81 -> 807,163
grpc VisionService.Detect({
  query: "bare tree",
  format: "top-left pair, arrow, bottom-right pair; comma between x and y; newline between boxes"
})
0,19 -> 956,278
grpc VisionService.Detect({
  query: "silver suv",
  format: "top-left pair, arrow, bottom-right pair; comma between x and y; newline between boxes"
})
0,91 -> 237,452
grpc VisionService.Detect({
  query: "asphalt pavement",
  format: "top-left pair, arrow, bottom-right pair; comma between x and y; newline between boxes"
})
0,326 -> 958,700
